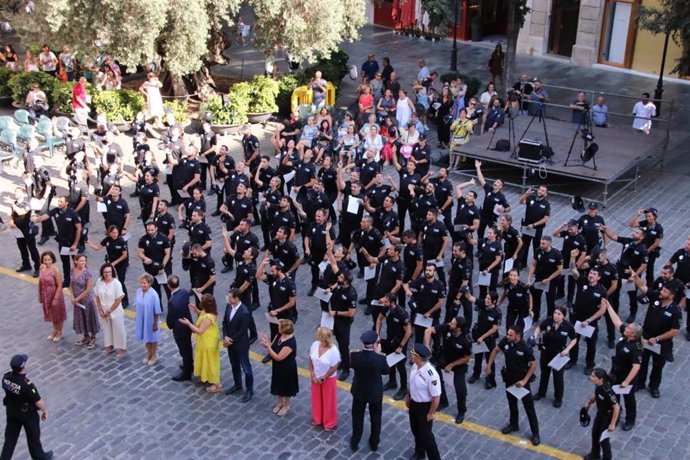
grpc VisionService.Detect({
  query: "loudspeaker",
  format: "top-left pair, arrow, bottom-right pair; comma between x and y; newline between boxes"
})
518,139 -> 543,163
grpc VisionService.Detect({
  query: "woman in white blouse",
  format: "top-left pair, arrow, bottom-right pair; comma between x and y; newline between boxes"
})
308,327 -> 341,431
94,263 -> 127,359
363,125 -> 383,162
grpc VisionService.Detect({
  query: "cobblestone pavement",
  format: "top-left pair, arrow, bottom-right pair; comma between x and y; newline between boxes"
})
1,25 -> 690,460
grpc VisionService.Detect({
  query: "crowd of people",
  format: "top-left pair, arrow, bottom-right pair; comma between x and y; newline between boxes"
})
2,51 -> 687,460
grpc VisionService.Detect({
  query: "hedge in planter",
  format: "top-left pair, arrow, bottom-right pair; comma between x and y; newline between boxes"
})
440,72 -> 482,106
53,81 -> 95,113
248,75 -> 280,114
200,90 -> 249,126
276,73 -> 310,116
7,71 -> 60,106
0,67 -> 14,99
92,89 -> 145,123
163,101 -> 188,123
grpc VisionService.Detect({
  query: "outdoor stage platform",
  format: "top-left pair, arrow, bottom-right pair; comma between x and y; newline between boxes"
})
448,115 -> 670,207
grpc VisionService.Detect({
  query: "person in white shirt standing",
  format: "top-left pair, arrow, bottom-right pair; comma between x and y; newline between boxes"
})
631,92 -> 656,135
405,344 -> 442,460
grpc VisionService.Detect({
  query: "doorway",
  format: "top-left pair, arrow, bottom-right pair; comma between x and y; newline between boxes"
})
548,0 -> 581,57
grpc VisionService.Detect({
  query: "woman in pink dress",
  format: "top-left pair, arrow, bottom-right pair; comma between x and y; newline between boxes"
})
70,255 -> 100,349
38,251 -> 67,342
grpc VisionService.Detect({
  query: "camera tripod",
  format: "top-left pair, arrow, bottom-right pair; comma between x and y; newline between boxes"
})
564,107 -> 597,170
510,106 -> 553,165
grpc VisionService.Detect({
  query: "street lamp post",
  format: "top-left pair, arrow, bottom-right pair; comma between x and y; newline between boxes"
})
450,0 -> 459,71
653,31 -> 670,117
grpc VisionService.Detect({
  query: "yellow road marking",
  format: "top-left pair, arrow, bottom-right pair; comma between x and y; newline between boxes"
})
1,265 -> 578,459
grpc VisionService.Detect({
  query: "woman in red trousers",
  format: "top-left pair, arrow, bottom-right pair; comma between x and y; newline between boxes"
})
308,327 -> 341,431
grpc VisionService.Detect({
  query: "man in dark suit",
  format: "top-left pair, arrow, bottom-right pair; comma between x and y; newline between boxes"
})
349,330 -> 389,452
166,275 -> 193,381
222,288 -> 254,403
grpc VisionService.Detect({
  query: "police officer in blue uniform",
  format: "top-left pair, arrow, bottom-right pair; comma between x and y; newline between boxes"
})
1,354 -> 53,460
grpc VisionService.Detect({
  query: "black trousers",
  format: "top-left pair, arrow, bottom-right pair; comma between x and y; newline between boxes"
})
610,369 -> 637,424
381,340 -> 407,389
58,244 -> 71,287
518,228 -> 543,269
505,309 -> 529,330
569,324 -> 599,369
351,397 -> 382,449
16,236 -> 40,270
472,351 -> 496,385
1,408 -> 50,460
333,318 -> 352,370
590,413 -> 613,460
174,333 -> 194,378
530,283 -> 556,320
114,263 -> 129,306
228,347 -> 254,391
397,197 -> 410,233
645,252 -> 658,287
437,364 -> 467,415
639,346 -> 669,390
478,270 -> 499,300
506,382 -> 539,435
409,400 -> 441,460
538,349 -> 564,400
613,283 -> 639,319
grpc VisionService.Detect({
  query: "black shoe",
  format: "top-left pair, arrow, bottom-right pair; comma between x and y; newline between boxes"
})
358,297 -> 369,305
241,390 -> 253,403
349,439 -> 358,452
383,380 -> 397,391
667,354 -> 674,363
32,270 -> 39,278
221,265 -> 233,274
584,454 -> 601,460
625,315 -> 635,323
637,383 -> 646,391
42,452 -> 53,460
500,424 -> 519,435
531,434 -> 540,446
337,369 -> 349,381
468,374 -> 479,384
393,389 -> 406,401
38,236 -> 49,245
485,380 -> 496,390
16,265 -> 31,273
130,191 -> 140,198
260,245 -> 268,251
369,441 -> 378,452
207,189 -> 215,197
622,420 -> 635,431
553,399 -> 562,408
584,366 -> 594,376
608,338 -> 615,349
564,361 -> 574,370
172,374 -> 191,382
211,211 -> 221,217
454,413 -> 465,424
438,400 -> 449,410
225,384 -> 242,395
650,387 -> 660,398
307,286 -> 316,297
357,271 -> 364,279
261,354 -> 271,364
533,392 -> 545,401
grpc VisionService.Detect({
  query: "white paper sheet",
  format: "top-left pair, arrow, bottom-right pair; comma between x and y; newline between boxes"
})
29,198 -> 45,211
163,166 -> 173,175
504,258 -> 514,272
521,226 -> 536,237
383,238 -> 391,248
154,273 -> 168,285
612,384 -> 633,395
282,171 -> 296,183
685,287 -> 690,300
493,204 -> 503,216
473,341 -> 489,354
364,266 -> 376,281
623,280 -> 637,292
642,339 -> 661,355
547,354 -> 570,371
370,300 -> 383,306
76,303 -> 87,310
534,280 -> 549,291
574,321 -> 595,338
96,202 -> 108,213
314,289 -> 332,303
437,213 -> 445,223
265,312 -> 279,325
442,369 -> 454,386
599,430 -> 612,442
192,289 -> 202,300
506,385 -> 530,400
477,271 -> 491,286
59,246 -> 75,256
426,259 -> 442,268
386,352 -> 405,367
414,315 -> 433,328
122,233 -> 132,242
23,177 -> 33,188
346,198 -> 360,215
289,187 -> 298,200
320,311 -> 334,329
522,316 -> 533,332
176,189 -> 188,197
318,261 -> 328,274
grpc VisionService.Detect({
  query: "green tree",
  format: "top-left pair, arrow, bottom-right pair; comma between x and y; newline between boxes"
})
638,0 -> 690,77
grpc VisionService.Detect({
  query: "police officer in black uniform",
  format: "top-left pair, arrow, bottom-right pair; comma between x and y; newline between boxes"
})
409,182 -> 438,237
518,186 -> 551,268
553,219 -> 587,305
628,207 -> 663,287
421,208 -> 450,285
1,354 -> 53,460
499,268 -> 532,328
229,246 -> 259,342
445,242 -> 472,323
9,188 -> 40,277
405,343 -> 442,460
221,218 -> 260,274
199,122 -> 217,191
392,154 -> 421,233
256,257 -> 297,362
397,230 -> 424,304
578,248 -> 620,348
603,300 -> 642,431
30,156 -> 55,245
527,236 -> 563,320
177,147 -> 202,203
66,169 -> 89,248
87,225 -> 130,307
338,182 -> 365,250
477,227 -> 503,299
102,184 -> 131,235
304,209 -> 336,295
410,134 -> 431,177
374,196 -> 400,242
532,306 -> 577,407
485,325 -> 541,446
453,186 -> 479,251
350,216 -> 384,301
667,235 -> 690,340
498,214 -> 523,275
429,168 -> 453,228
424,316 -> 472,423
578,202 -> 606,255
328,270 -> 358,381
269,226 -> 301,279
582,368 -> 620,460
475,160 -> 510,239
376,293 -> 412,401
406,264 -> 445,345
188,244 -> 216,296
137,220 -> 171,298
210,145 -> 235,214
362,243 -> 405,321
466,290 -> 501,389
271,196 -> 297,241
154,200 -> 176,253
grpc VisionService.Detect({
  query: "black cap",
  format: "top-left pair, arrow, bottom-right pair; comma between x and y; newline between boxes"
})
10,354 -> 28,372
567,219 -> 579,228
644,208 -> 658,217
360,330 -> 378,345
588,202 -> 598,210
418,133 -> 427,141
412,343 -> 431,359
571,196 -> 585,213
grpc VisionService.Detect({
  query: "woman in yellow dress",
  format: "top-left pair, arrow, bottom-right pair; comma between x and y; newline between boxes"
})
179,294 -> 222,393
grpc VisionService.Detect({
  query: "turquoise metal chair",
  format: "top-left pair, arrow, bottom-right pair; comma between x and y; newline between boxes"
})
14,109 -> 34,125
0,116 -> 18,132
36,120 -> 66,158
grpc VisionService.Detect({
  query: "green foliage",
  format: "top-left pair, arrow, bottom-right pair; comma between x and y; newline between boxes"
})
92,89 -> 145,123
163,101 -> 188,122
638,0 -> 690,76
200,81 -> 254,125
439,72 -> 482,104
301,49 -> 350,90
247,75 -> 280,113
52,81 -> 95,113
7,71 -> 60,106
419,0 -> 455,32
0,67 -> 15,98
276,73 -> 309,116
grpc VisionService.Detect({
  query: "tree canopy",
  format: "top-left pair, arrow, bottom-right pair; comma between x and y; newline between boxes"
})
638,0 -> 690,77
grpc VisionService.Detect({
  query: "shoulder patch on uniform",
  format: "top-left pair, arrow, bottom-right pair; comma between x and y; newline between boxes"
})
431,380 -> 438,386
427,369 -> 433,376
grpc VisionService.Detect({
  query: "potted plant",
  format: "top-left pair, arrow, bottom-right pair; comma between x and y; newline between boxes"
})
162,100 -> 190,127
7,71 -> 60,109
247,75 -> 279,123
92,89 -> 145,128
200,84 -> 250,134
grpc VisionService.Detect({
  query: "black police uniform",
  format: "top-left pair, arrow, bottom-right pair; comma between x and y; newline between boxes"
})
519,196 -> 550,267
377,208 -> 400,238
668,247 -> 690,335
638,291 -> 681,393
453,197 -> 479,252
504,281 -> 531,328
433,324 -> 472,415
499,224 -> 521,270
226,230 -> 259,271
637,219 -> 663,287
103,196 -> 129,233
306,222 -> 335,289
370,255 -> 405,319
470,303 -> 501,386
589,383 -> 618,460
536,317 -> 576,402
446,255 -> 472,323
338,193 -> 365,250
556,230 -> 587,304
210,154 -> 235,212
154,211 -> 176,250
11,201 -> 40,272
259,188 -> 282,246
189,253 -> 216,295
379,305 -> 410,389
397,169 -> 421,233
411,142 -> 431,177
32,167 -> 55,239
478,182 -> 509,239
181,198 -> 206,229
421,220 -> 449,285
477,238 -> 503,299
530,247 -> 563,319
1,370 -> 51,459
67,178 -> 89,227
138,182 -> 160,223
138,232 -> 171,298
410,191 -> 437,236
610,324 -> 642,425
409,276 -> 445,344
611,237 -> 648,321
269,239 -> 300,279
223,195 -> 252,231
402,242 -> 424,287
264,274 -> 297,339
317,167 -> 338,222
232,260 -> 258,341
497,337 -> 540,437
188,221 -> 211,252
358,159 -> 380,191
271,208 -> 297,239
48,207 -> 81,286
352,227 -> 384,298
199,130 -> 217,188
578,213 -> 605,254
100,235 -> 129,306
178,156 -> 201,200
569,279 -> 607,369
330,284 -> 358,371
591,261 -> 620,345
430,177 -> 453,227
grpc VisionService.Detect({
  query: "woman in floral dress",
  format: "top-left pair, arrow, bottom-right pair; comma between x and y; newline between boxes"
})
70,255 -> 100,349
38,251 -> 67,342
